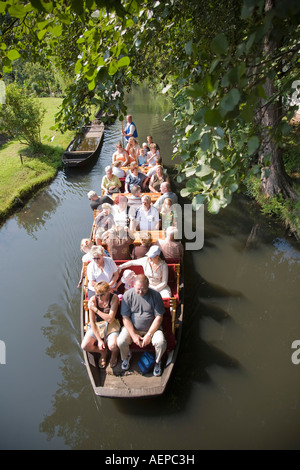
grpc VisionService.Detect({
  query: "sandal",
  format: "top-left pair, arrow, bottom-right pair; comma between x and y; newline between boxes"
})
99,356 -> 107,369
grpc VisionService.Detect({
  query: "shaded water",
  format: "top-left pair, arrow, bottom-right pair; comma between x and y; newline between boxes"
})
0,85 -> 300,450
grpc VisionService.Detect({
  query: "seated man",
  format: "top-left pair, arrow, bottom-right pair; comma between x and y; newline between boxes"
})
135,195 -> 160,231
127,184 -> 142,208
117,274 -> 167,377
153,182 -> 178,210
87,190 -> 113,210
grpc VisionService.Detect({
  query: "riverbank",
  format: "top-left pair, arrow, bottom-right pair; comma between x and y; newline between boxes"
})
245,122 -> 300,240
0,97 -> 74,224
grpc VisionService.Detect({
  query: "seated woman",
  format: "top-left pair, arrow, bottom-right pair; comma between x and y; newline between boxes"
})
93,203 -> 114,242
111,194 -> 132,228
81,281 -> 120,368
118,245 -> 171,298
101,165 -> 121,195
160,197 -> 177,231
77,238 -> 93,288
87,245 -> 119,299
102,225 -> 135,260
148,165 -> 169,193
112,142 -> 129,166
124,163 -> 148,193
125,137 -> 139,164
156,226 -> 184,260
147,143 -> 160,166
131,231 -> 153,259
112,161 -> 126,178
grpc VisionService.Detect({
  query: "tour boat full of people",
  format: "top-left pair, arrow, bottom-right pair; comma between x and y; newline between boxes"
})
80,115 -> 184,398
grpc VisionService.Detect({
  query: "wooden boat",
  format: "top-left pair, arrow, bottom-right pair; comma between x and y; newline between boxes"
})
62,121 -> 104,167
80,143 -> 184,398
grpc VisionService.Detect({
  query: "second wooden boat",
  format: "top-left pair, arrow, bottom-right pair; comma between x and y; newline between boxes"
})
62,122 -> 104,167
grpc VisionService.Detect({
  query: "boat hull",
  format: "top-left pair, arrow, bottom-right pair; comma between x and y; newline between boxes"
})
62,122 -> 104,167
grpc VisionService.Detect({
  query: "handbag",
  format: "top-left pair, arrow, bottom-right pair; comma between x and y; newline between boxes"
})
96,318 -> 121,339
108,187 -> 120,194
138,351 -> 155,374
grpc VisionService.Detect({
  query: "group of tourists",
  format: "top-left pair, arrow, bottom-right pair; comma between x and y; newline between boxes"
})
80,115 -> 183,377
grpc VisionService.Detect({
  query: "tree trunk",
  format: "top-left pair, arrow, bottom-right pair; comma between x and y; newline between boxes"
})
259,0 -> 299,201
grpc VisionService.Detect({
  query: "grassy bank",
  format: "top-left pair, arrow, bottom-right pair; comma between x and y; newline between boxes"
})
0,97 -> 74,223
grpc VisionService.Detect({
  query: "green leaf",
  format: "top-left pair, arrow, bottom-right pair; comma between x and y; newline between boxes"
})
108,60 -> 118,75
88,79 -> 96,91
8,4 -> 28,18
211,34 -> 228,55
50,25 -> 62,37
37,29 -> 47,40
204,109 -> 222,126
7,49 -> 20,61
247,136 -> 259,155
220,88 -> 240,113
0,2 -> 7,14
117,56 -> 130,67
184,40 -> 193,56
180,188 -> 191,198
188,126 -> 201,144
195,164 -> 212,177
176,174 -> 185,183
200,132 -> 212,151
208,197 -> 221,214
192,193 -> 206,210
186,178 -> 202,191
229,182 -> 239,193
210,157 -> 223,171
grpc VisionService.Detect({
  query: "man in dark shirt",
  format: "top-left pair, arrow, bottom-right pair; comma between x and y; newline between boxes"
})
117,274 -> 166,376
87,190 -> 113,210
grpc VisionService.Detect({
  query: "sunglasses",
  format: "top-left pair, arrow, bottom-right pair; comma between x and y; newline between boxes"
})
93,257 -> 102,260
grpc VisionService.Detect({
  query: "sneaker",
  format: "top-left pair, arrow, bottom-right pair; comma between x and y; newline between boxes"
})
121,352 -> 132,371
153,362 -> 162,377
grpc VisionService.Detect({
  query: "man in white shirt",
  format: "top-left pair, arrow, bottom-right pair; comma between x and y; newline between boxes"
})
135,195 -> 160,231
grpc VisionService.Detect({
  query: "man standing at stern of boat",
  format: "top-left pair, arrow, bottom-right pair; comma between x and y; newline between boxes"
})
117,274 -> 166,376
122,114 -> 138,142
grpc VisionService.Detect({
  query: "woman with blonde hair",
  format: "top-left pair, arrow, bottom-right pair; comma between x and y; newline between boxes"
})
125,137 -> 139,164
81,281 -> 120,368
87,245 -> 119,298
112,142 -> 129,166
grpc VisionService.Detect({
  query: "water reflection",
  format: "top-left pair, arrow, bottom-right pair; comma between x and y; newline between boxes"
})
273,238 -> 300,265
15,190 -> 61,238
